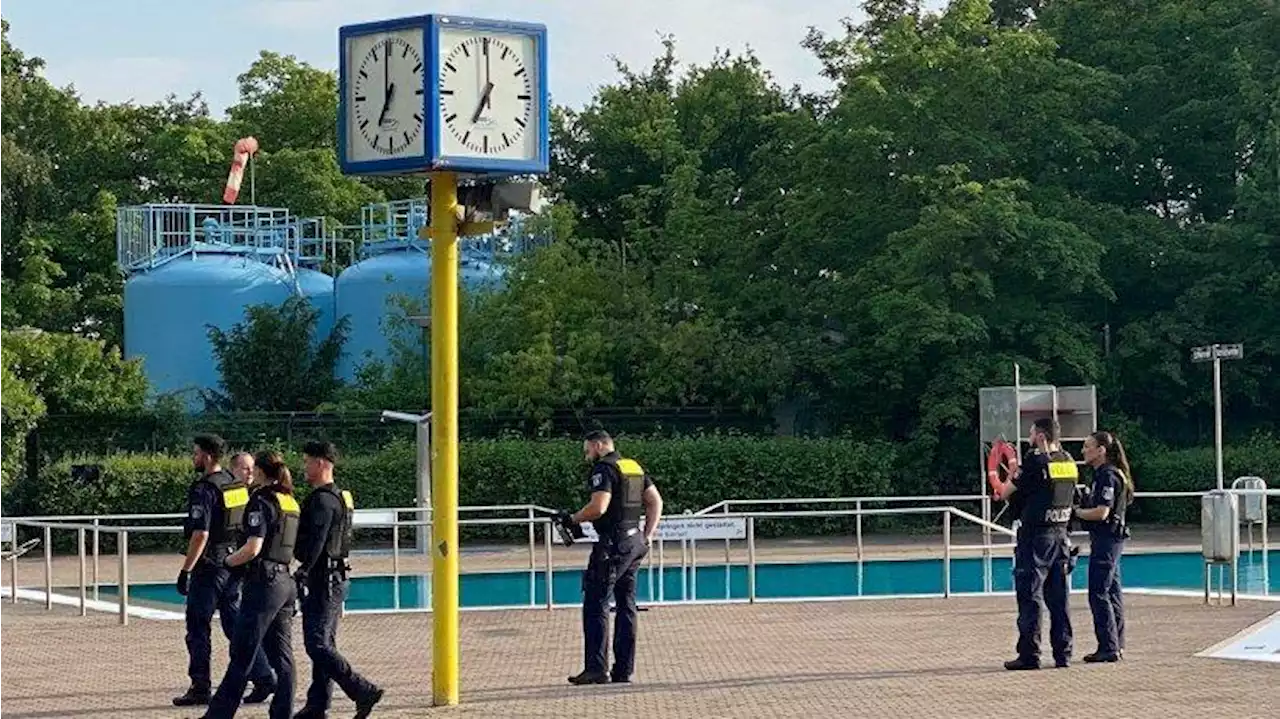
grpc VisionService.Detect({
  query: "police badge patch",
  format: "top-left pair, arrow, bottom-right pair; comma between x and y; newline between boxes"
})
1102,486 -> 1115,502
590,473 -> 604,489
247,512 -> 263,528
190,506 -> 204,520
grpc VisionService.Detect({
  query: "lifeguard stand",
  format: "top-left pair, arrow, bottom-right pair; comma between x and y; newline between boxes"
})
978,365 -> 1099,495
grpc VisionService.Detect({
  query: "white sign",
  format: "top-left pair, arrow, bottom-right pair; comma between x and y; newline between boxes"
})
353,510 -> 398,528
1,522 -> 11,544
1191,343 -> 1244,363
573,516 -> 747,543
1198,611 -> 1280,664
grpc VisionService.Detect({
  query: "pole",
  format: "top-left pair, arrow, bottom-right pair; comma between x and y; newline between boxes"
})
249,153 -> 256,206
416,420 -> 431,553
1213,354 -> 1224,491
429,171 -> 460,707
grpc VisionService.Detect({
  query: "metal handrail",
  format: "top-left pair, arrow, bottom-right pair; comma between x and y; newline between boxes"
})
695,494 -> 989,515
6,489 -> 1272,622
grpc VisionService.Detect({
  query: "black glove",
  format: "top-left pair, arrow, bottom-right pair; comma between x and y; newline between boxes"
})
176,569 -> 191,596
552,510 -> 584,547
293,570 -> 309,603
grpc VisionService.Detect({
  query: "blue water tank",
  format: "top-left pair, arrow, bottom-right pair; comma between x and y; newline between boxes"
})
294,267 -> 336,341
335,251 -> 431,381
334,247 -> 508,380
123,253 -> 332,406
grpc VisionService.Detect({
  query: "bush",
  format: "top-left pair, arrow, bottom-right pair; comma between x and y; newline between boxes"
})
10,437 -> 899,549
1126,433 -> 1280,525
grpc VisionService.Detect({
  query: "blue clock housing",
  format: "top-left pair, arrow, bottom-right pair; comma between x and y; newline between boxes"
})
338,14 -> 549,178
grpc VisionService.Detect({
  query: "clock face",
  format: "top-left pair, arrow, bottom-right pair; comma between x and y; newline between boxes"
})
344,28 -> 426,163
437,28 -> 540,162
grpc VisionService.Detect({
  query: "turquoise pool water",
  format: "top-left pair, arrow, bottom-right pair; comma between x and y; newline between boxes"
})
95,550 -> 1277,612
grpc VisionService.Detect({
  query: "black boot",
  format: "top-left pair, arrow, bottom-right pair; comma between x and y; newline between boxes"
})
243,681 -> 276,704
292,705 -> 327,719
172,686 -> 210,706
354,687 -> 384,719
567,670 -> 610,685
1003,657 -> 1040,671
1083,651 -> 1121,663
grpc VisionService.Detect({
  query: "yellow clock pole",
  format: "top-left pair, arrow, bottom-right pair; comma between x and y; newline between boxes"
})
429,170 -> 460,706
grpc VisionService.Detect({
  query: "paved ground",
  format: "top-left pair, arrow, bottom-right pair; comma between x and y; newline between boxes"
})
3,591 -> 1278,718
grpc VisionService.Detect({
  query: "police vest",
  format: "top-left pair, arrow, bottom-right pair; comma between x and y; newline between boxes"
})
317,484 -> 355,560
260,489 -> 301,565
596,455 -> 646,534
1042,450 -> 1079,526
190,470 -> 250,548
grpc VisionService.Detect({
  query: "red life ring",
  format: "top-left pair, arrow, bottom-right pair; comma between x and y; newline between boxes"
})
986,439 -> 1019,496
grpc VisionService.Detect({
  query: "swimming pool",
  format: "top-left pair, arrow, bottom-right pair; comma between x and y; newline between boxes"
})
92,550 -> 1277,612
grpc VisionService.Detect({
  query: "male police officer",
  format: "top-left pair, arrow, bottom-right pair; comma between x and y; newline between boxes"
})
560,430 -> 663,685
292,441 -> 384,719
996,418 -> 1076,670
174,434 -> 276,707
230,452 -> 256,488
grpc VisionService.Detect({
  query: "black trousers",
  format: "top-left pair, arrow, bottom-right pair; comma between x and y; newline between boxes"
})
1014,526 -> 1073,663
582,532 -> 649,677
206,563 -> 296,719
302,572 -> 378,710
1088,532 -> 1126,655
184,556 -> 274,690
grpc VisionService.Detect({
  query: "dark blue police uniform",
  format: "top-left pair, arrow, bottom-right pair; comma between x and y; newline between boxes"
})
181,471 -> 274,698
1007,448 -> 1076,669
577,452 -> 652,683
1084,464 -> 1128,660
204,488 -> 299,719
293,484 -> 382,718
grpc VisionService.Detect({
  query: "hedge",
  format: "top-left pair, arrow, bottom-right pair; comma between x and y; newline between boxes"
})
8,435 -> 1278,552
7,437 -> 899,550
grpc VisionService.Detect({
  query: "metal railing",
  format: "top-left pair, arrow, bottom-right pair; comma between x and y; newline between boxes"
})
4,489 -> 1274,623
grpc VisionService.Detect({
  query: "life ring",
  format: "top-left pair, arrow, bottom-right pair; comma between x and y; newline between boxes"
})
986,439 -> 1019,496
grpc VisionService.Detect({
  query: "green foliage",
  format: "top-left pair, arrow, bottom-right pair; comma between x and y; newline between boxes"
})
1,348 -> 45,486
206,296 -> 350,412
14,437 -> 896,543
1,329 -> 147,414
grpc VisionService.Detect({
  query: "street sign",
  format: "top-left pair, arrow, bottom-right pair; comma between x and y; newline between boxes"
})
1192,343 -> 1244,363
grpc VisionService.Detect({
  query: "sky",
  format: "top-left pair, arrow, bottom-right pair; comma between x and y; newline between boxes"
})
1,0 -> 878,116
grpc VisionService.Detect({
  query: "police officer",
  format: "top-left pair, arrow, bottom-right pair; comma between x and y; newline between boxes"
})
561,430 -> 664,685
997,418 -> 1076,670
1076,430 -> 1132,663
174,434 -> 275,707
202,451 -> 300,719
292,440 -> 384,719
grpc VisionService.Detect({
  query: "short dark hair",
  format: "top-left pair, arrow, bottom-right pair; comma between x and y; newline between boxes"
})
1032,418 -> 1060,442
193,433 -> 226,461
583,429 -> 612,444
303,440 -> 339,464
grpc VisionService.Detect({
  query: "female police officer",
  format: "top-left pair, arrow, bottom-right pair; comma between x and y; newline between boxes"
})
1076,430 -> 1133,663
201,451 -> 300,719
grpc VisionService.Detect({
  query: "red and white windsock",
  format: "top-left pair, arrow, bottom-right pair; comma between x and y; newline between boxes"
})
222,136 -> 260,204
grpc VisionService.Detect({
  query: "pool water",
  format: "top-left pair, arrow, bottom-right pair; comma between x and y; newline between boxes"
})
96,550 -> 1277,612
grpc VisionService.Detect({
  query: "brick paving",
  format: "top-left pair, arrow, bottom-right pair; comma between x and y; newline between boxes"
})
3,591 -> 1278,718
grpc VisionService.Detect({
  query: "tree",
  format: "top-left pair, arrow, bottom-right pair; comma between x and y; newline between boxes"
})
1,347 -> 45,486
0,328 -> 148,414
206,296 -> 350,412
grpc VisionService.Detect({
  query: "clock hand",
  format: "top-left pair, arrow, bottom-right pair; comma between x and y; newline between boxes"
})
379,83 -> 396,126
484,38 -> 492,109
379,39 -> 391,125
471,82 -> 493,124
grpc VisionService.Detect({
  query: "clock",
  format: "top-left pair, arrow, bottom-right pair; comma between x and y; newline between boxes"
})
338,15 -> 549,178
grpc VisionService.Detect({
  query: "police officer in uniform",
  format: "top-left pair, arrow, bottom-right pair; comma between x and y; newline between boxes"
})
201,451 -> 300,719
1076,430 -> 1133,663
174,434 -> 275,707
997,418 -> 1076,670
292,440 -> 384,719
560,430 -> 664,685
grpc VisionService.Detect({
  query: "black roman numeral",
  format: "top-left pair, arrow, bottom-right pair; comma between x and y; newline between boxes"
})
355,96 -> 366,102
402,45 -> 410,58
462,44 -> 470,58
483,136 -> 488,153
403,131 -> 410,144
413,113 -> 422,123
517,94 -> 530,100
513,67 -> 525,77
445,62 -> 456,73
359,70 -> 368,78
502,133 -> 509,146
359,119 -> 369,130
513,117 -> 526,128
440,89 -> 453,96
501,46 -> 510,60
413,61 -> 423,73
445,113 -> 457,123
